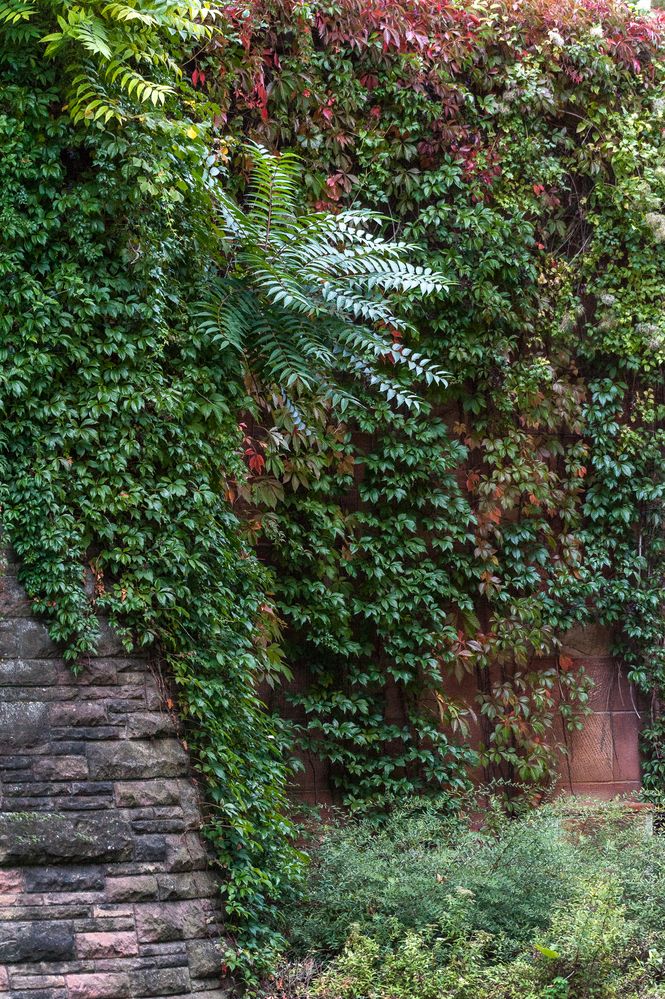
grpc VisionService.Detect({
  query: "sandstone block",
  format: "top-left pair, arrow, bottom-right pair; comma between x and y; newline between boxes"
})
164,834 -> 209,872
0,573 -> 33,616
187,939 -> 224,979
127,711 -> 175,739
66,973 -> 131,999
0,700 -> 48,747
0,618 -> 59,659
105,875 -> 158,902
24,867 -> 105,893
135,901 -> 212,943
76,931 -> 138,959
134,835 -> 168,863
114,779 -> 183,808
0,813 -> 133,864
49,702 -> 108,728
129,966 -> 191,997
0,659 -> 62,687
87,740 -> 189,780
158,871 -> 218,902
94,620 -> 127,656
33,756 -> 89,781
0,869 -> 23,895
0,921 -> 75,962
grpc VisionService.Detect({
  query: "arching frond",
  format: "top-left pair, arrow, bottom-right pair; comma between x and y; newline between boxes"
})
0,0 -> 35,23
201,142 -> 452,419
5,1 -> 218,124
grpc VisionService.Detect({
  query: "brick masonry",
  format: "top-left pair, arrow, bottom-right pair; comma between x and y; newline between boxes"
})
0,551 -> 231,999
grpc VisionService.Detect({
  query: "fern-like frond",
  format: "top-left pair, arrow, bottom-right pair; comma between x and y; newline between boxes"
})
0,0 -> 35,23
28,1 -> 218,125
202,143 -> 452,419
101,2 -> 158,25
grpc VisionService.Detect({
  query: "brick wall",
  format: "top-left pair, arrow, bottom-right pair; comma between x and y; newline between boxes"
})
0,552 -> 231,999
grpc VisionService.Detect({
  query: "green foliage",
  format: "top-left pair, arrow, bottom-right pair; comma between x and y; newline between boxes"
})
280,797 -> 607,957
0,28 -> 301,982
7,0 -> 665,985
0,10 -> 454,982
0,0 -> 217,124
262,799 -> 665,999
266,407 -> 479,807
198,141 -> 449,419
205,0 -> 665,804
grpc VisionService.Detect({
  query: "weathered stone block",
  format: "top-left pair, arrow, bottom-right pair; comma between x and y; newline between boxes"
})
10,975 -> 66,989
105,875 -> 158,902
95,620 -> 127,657
33,756 -> 89,781
66,973 -> 131,999
0,869 -> 24,896
158,871 -> 218,902
76,931 -> 138,959
11,990 -> 68,999
87,740 -> 189,780
126,711 -> 175,739
164,834 -> 209,872
129,966 -> 191,997
187,939 -> 224,979
0,813 -> 133,864
114,779 -> 183,808
133,834 -> 168,863
134,901 -> 212,943
0,574 -> 33,617
0,921 -> 75,962
24,867 -> 105,893
0,618 -> 59,659
49,703 -> 108,728
0,647 -> 60,689
0,700 -> 48,747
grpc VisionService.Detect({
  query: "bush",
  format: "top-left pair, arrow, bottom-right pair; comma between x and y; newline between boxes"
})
286,797 -> 597,956
263,798 -> 665,999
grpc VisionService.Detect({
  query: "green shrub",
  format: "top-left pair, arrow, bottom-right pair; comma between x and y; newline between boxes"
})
287,797 -> 597,956
267,799 -> 665,999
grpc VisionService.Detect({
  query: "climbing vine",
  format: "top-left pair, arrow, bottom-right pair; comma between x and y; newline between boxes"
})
0,17 -> 303,981
5,0 -> 665,987
200,0 -> 665,803
0,3 -> 451,981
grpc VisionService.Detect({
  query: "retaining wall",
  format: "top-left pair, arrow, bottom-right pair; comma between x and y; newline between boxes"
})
0,554 -> 230,999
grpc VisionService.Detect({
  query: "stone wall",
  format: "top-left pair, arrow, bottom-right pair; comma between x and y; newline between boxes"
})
280,626 -> 645,805
0,554 -> 231,999
554,624 -> 644,799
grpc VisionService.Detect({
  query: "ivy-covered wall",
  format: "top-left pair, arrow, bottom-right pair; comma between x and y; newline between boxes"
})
0,20 -> 300,981
3,0 -> 665,985
199,0 -> 665,807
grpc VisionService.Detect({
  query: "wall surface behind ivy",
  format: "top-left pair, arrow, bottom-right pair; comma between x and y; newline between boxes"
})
276,628 -> 644,805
